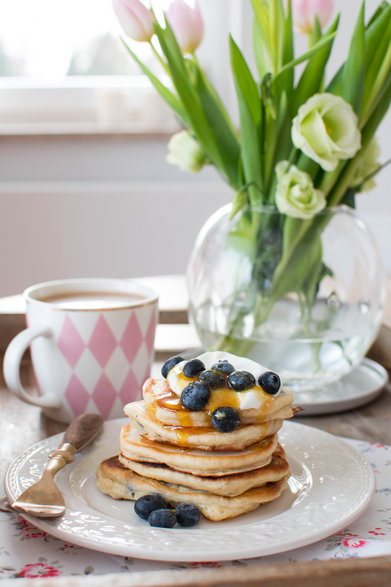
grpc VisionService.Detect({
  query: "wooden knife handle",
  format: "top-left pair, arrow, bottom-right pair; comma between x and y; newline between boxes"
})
62,413 -> 103,451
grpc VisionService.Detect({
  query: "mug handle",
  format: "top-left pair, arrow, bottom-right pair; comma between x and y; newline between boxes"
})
3,325 -> 62,409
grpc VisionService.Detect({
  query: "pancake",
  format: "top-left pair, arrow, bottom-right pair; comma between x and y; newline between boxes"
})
96,352 -> 294,521
125,401 -> 283,450
143,378 -> 294,428
96,455 -> 290,521
120,423 -> 279,475
118,444 -> 289,497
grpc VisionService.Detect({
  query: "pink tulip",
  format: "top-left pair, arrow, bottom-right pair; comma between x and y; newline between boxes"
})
166,0 -> 204,54
292,0 -> 334,33
112,0 -> 154,42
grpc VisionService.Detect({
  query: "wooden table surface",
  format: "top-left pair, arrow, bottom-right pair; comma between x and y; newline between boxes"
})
0,275 -> 391,585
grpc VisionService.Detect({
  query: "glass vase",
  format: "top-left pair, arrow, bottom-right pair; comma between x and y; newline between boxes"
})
187,204 -> 385,392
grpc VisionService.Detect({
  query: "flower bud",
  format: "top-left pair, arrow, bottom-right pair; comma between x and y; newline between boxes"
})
166,0 -> 204,54
275,161 -> 326,219
292,0 -> 334,34
166,130 -> 208,172
112,0 -> 154,42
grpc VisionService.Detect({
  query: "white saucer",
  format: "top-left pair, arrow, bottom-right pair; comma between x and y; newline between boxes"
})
293,358 -> 388,416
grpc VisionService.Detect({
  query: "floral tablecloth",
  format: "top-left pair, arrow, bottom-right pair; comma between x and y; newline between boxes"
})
0,438 -> 390,580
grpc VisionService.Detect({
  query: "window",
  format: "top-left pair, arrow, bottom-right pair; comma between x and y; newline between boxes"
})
0,0 -> 242,134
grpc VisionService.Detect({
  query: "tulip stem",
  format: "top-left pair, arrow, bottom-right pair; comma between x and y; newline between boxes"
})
149,40 -> 169,73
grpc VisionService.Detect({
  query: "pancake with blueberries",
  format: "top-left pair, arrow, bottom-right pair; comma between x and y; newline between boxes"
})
96,451 -> 290,521
96,351 -> 292,521
155,352 -> 293,433
142,377 -> 293,428
124,400 -> 283,451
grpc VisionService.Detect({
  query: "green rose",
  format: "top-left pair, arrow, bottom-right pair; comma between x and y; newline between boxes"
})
351,138 -> 381,193
275,161 -> 326,219
292,93 -> 361,171
166,130 -> 208,172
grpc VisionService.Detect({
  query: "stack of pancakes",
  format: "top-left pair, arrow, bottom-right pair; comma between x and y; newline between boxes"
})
97,354 -> 293,521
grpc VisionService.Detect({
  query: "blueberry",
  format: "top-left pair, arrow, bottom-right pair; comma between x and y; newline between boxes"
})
211,406 -> 240,432
181,381 -> 210,411
176,503 -> 201,527
258,371 -> 281,395
134,494 -> 169,521
182,359 -> 205,378
148,508 -> 177,528
228,371 -> 255,391
198,370 -> 225,390
211,360 -> 235,376
161,355 -> 184,378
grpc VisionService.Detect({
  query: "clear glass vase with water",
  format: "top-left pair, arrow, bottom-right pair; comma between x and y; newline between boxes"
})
188,204 -> 385,393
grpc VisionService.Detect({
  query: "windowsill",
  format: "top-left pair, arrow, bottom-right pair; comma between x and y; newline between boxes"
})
0,120 -> 179,137
0,75 -> 180,136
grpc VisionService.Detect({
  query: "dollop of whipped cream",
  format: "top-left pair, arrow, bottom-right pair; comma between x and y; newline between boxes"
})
167,351 -> 281,410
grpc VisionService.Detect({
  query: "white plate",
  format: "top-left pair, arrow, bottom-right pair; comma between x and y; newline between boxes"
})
293,358 -> 388,416
4,420 -> 374,562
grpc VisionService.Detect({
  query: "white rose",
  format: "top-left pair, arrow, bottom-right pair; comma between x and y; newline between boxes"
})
292,93 -> 361,171
275,161 -> 326,219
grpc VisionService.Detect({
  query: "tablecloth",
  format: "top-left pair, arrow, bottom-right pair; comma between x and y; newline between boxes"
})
0,438 -> 390,580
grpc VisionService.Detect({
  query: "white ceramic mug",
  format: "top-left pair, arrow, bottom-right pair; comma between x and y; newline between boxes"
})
3,278 -> 158,423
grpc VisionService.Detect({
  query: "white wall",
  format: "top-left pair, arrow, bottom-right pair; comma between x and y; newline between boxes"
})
0,178 -> 230,297
0,0 -> 389,297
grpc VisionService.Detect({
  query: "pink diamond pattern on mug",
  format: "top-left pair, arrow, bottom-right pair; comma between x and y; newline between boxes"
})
88,315 -> 117,368
58,316 -> 85,367
64,374 -> 90,415
119,370 -> 139,405
145,311 -> 157,354
92,372 -> 118,420
119,313 -> 143,363
56,307 -> 157,420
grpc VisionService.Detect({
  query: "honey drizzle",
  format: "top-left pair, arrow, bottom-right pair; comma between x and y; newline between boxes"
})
153,380 -> 277,445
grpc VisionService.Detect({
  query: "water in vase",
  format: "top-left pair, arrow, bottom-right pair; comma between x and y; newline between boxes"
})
193,298 -> 378,393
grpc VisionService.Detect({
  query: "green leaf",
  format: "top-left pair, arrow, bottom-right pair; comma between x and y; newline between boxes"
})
251,0 -> 280,76
121,39 -> 188,123
230,36 -> 263,204
328,3 -> 390,97
276,0 -> 294,99
293,15 -> 339,114
192,62 -> 241,187
154,22 -> 216,148
252,18 -> 269,80
272,91 -> 292,171
230,37 -> 262,125
275,31 -> 337,79
282,0 -> 294,64
270,0 -> 285,72
154,19 -> 240,187
367,1 -> 390,26
309,16 -> 322,47
361,17 -> 391,124
361,72 -> 391,144
326,65 -> 343,95
252,0 -> 292,82
340,2 -> 365,113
